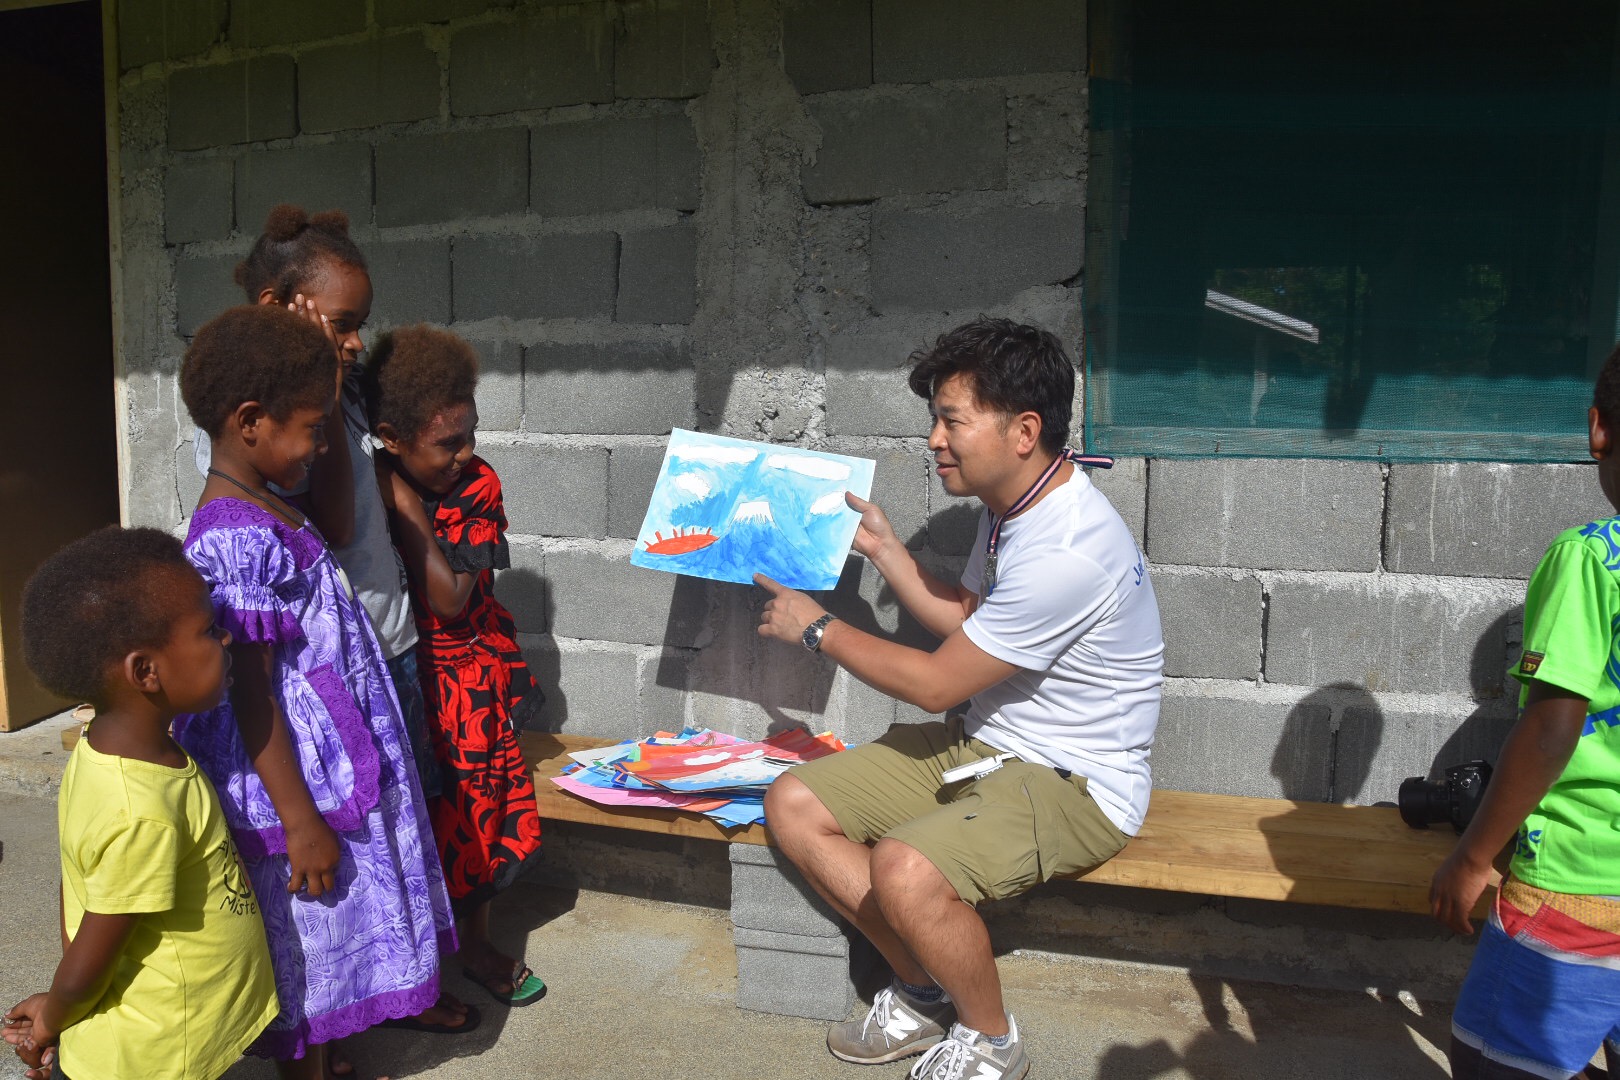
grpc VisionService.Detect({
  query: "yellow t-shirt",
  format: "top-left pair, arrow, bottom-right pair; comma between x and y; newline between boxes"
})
56,738 -> 279,1080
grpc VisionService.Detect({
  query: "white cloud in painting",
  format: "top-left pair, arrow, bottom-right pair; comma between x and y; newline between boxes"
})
734,500 -> 774,524
672,443 -> 758,466
809,491 -> 847,515
673,473 -> 712,499
765,454 -> 851,481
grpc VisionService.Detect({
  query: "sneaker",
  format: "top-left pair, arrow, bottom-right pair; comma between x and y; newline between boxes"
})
827,985 -> 956,1064
909,1018 -> 1030,1080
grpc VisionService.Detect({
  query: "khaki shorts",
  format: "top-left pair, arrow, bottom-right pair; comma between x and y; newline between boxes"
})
789,717 -> 1128,905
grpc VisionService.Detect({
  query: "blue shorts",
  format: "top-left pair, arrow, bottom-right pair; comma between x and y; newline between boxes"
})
1452,878 -> 1620,1078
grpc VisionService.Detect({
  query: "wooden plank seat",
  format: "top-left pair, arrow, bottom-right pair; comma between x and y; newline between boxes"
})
522,732 -> 1493,916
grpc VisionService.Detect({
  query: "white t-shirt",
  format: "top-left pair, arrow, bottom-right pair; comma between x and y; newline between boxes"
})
959,469 -> 1163,835
193,375 -> 418,660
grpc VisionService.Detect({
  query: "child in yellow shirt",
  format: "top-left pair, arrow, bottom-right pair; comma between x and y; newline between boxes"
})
2,527 -> 278,1080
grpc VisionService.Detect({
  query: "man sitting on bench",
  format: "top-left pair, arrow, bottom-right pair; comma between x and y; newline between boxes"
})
755,318 -> 1164,1080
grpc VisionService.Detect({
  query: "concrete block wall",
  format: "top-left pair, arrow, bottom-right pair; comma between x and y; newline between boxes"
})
108,0 -> 1603,1003
115,0 -> 1088,754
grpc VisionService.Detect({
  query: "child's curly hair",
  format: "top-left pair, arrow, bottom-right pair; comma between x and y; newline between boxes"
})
181,305 -> 337,437
1597,340 -> 1620,434
360,324 -> 480,443
235,204 -> 368,303
22,527 -> 200,703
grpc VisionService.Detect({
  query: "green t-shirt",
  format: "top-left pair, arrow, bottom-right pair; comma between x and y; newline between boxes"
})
1509,516 -> 1620,894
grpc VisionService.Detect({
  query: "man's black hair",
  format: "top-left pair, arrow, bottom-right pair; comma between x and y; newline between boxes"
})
907,318 -> 1076,455
22,527 -> 199,703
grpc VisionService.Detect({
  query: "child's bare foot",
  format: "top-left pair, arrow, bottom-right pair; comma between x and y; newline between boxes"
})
377,992 -> 480,1034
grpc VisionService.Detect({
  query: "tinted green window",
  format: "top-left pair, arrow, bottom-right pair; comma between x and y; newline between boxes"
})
1084,0 -> 1620,461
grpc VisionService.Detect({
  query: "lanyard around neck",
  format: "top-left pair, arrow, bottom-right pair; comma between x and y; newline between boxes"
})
981,449 -> 1114,598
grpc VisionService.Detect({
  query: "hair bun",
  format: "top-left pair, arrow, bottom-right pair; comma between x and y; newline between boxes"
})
309,209 -> 351,236
264,204 -> 309,242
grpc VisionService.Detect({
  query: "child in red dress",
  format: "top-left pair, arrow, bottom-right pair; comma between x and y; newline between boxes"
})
360,324 -> 547,1007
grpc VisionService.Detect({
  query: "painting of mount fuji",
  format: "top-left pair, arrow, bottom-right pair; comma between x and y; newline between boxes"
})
631,430 -> 875,591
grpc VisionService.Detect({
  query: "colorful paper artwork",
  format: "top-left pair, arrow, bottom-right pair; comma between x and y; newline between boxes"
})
631,429 -> 876,591
552,727 -> 847,828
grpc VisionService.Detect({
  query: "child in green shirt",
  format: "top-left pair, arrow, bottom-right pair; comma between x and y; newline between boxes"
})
1430,347 -> 1620,1079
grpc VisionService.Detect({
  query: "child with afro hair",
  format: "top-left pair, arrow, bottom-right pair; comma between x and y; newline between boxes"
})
362,324 -> 547,1008
3,527 -> 278,1080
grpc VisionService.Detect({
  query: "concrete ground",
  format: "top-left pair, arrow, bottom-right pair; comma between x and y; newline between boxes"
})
0,712 -> 1458,1079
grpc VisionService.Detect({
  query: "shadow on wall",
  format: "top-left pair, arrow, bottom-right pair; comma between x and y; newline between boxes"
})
1099,684 -> 1452,1077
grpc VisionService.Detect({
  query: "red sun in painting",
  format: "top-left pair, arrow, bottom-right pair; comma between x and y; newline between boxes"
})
643,525 -> 719,555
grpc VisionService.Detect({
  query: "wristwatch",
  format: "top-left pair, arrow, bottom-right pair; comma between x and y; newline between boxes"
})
801,613 -> 837,652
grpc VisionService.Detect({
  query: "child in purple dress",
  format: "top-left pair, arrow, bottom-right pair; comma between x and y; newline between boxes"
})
173,304 -> 457,1080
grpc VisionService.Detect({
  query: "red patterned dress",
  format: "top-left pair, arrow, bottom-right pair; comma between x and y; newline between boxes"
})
414,455 -> 544,913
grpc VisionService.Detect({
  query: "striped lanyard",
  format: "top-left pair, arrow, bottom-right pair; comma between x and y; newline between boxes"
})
982,449 -> 1114,598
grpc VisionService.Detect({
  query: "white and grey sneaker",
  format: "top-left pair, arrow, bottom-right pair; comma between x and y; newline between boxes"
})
827,984 -> 957,1064
909,1017 -> 1030,1080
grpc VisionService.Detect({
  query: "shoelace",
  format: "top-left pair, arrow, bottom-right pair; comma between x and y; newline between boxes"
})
910,1035 -> 975,1080
861,987 -> 898,1039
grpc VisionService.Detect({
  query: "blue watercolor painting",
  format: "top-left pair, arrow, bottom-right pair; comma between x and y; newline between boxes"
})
631,430 -> 875,590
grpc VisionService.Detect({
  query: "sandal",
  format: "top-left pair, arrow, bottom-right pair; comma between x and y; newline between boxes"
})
378,1003 -> 482,1034
463,962 -> 546,1007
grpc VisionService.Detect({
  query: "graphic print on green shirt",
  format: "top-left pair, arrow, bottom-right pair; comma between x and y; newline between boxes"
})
1509,516 -> 1620,894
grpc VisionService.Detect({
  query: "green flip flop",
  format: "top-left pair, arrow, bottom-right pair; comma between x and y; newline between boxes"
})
463,962 -> 546,1007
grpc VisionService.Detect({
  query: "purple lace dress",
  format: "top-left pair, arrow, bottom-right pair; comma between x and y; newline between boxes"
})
172,498 -> 457,1060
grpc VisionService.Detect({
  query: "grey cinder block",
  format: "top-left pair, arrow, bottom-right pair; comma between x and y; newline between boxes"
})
784,0 -> 872,94
450,9 -> 614,116
825,368 -> 928,438
730,844 -> 846,937
872,0 -> 1084,83
175,252 -> 249,335
1154,572 -> 1263,681
492,541 -> 546,632
537,644 -> 640,737
1265,576 -> 1516,698
165,158 -> 234,244
1335,702 -> 1517,807
1087,457 -> 1146,548
870,204 -> 1083,312
298,35 -> 442,135
803,88 -> 1005,205
526,342 -> 695,435
616,224 -> 698,325
608,444 -> 667,539
367,238 -> 453,328
1152,690 -> 1333,802
167,57 -> 297,150
377,0 -> 509,28
1384,463 -> 1606,579
235,143 -> 373,236
120,0 -> 228,69
477,443 -> 608,539
546,547 -> 710,647
453,233 -> 619,322
376,128 -> 529,227
734,928 -> 857,1021
615,0 -> 714,100
532,114 -> 700,216
1145,459 -> 1384,572
230,0 -> 364,47
469,339 -> 522,431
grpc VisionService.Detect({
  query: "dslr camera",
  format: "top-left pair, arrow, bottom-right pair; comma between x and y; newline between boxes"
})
1397,760 -> 1492,834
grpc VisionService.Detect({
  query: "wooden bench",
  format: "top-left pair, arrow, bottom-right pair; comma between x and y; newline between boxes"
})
522,731 -> 1486,916
525,730 -> 1492,1018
